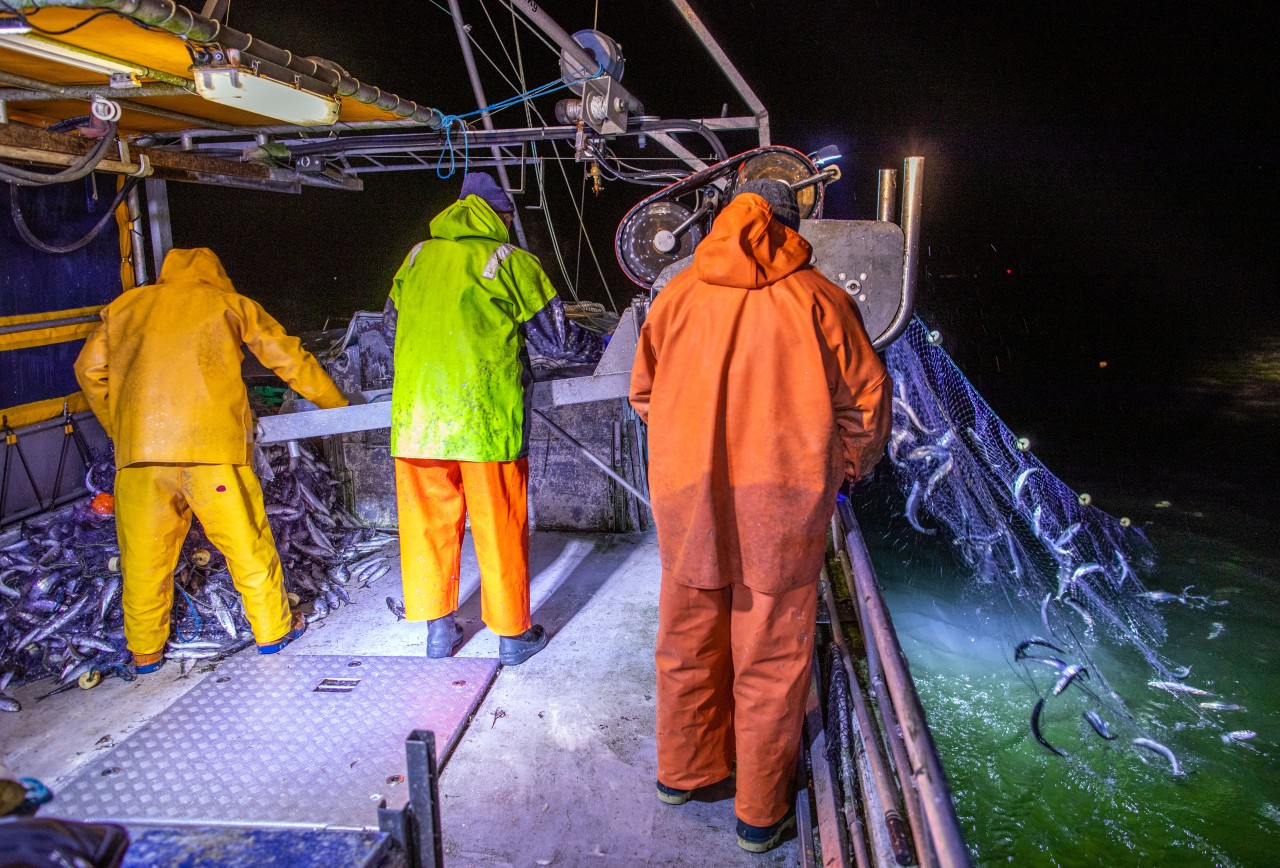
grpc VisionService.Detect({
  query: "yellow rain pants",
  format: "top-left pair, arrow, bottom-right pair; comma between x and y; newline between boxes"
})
395,456 -> 531,637
115,463 -> 290,655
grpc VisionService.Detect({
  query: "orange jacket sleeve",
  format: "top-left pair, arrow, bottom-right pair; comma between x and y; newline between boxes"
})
73,319 -> 113,439
822,290 -> 893,481
234,296 -> 348,410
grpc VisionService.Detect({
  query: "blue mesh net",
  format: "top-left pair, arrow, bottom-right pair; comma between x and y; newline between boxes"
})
883,317 -> 1196,737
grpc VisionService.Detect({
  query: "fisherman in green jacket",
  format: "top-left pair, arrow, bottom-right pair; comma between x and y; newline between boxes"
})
384,173 -> 601,665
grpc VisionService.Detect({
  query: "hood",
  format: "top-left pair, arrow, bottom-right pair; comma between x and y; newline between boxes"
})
691,193 -> 812,289
157,247 -> 235,292
429,194 -> 510,244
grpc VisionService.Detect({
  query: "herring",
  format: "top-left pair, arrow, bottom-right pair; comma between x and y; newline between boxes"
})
1132,737 -> 1183,776
1149,680 -> 1213,697
1083,710 -> 1116,740
1199,702 -> 1244,712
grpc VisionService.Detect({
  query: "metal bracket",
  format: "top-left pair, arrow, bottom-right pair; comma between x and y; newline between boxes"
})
377,730 -> 444,868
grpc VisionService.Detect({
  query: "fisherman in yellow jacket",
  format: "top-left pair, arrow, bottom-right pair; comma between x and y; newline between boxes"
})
74,248 -> 348,673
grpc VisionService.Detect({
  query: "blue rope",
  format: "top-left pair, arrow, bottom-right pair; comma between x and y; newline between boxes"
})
174,585 -> 202,642
435,66 -> 605,180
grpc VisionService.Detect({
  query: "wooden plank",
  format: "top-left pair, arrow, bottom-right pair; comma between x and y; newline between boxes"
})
0,122 -> 274,183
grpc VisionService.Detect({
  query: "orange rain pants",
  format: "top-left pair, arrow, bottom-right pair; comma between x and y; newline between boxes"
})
655,575 -> 819,828
114,463 -> 292,655
395,457 -> 531,637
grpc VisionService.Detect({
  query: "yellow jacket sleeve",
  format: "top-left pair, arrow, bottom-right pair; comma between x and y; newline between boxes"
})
73,320 -> 113,439
234,296 -> 348,410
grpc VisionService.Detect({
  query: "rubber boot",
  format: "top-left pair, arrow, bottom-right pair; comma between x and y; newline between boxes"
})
133,651 -> 165,675
258,610 -> 306,654
427,613 -> 464,658
736,809 -> 797,853
498,624 -> 548,666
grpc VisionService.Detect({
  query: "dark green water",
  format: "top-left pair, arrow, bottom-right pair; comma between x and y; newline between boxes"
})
860,282 -> 1280,865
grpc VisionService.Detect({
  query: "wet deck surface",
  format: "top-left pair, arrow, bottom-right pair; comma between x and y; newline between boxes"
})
1,530 -> 798,866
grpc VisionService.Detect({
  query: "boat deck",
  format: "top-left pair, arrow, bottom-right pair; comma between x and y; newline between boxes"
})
0,530 -> 797,866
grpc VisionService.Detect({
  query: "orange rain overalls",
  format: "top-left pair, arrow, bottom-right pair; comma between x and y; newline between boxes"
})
386,195 -> 556,638
629,192 -> 893,828
74,248 -> 347,659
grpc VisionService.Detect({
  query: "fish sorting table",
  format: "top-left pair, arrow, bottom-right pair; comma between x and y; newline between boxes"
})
46,654 -> 497,830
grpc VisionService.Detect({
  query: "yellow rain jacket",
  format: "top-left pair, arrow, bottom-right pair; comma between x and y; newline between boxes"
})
75,248 -> 346,467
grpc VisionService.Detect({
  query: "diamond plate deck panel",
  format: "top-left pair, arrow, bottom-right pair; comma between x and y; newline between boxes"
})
122,826 -> 405,868
48,654 -> 499,830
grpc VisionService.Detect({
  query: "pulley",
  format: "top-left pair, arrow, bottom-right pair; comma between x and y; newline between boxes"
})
559,30 -> 625,93
736,151 -> 821,219
616,200 -> 705,286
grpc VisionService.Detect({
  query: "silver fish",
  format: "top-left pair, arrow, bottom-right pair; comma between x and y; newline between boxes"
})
1083,710 -> 1116,740
1149,680 -> 1213,697
1013,467 -> 1038,504
1208,622 -> 1225,640
1132,737 -> 1183,776
1,695 -> 21,713
1199,702 -> 1244,712
906,480 -> 935,536
1221,730 -> 1256,743
1052,664 -> 1089,696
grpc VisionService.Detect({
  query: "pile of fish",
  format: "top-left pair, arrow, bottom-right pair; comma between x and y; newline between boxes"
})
0,441 -> 397,712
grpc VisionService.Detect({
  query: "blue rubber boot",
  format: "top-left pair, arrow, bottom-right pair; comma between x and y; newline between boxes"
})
258,611 -> 306,654
427,613 -> 464,658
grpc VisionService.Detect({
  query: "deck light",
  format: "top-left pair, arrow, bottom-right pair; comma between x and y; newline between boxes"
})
0,18 -> 33,36
193,65 -> 340,126
0,33 -> 141,78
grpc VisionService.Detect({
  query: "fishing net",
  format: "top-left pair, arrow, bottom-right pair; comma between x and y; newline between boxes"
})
883,317 -> 1186,693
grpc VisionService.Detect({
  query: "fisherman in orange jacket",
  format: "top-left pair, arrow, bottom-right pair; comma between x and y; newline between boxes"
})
629,179 -> 892,853
74,248 -> 348,673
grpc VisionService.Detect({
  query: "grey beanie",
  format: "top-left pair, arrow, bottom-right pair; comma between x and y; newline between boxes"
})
735,178 -> 800,231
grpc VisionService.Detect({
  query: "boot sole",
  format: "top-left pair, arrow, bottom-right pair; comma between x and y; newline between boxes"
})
737,814 -> 797,853
656,789 -> 691,806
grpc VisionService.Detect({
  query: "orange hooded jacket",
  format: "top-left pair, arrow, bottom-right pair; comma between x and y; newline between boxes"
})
75,248 -> 346,468
630,193 -> 892,593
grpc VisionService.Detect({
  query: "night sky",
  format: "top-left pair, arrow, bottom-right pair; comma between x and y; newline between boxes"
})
168,1 -> 1278,520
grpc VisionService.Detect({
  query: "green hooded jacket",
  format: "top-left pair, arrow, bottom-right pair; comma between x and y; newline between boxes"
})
389,194 -> 556,461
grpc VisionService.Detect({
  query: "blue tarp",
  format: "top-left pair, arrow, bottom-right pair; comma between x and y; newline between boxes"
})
1,174 -> 123,408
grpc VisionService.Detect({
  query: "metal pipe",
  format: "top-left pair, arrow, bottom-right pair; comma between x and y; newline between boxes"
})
0,84 -> 192,101
835,537 -> 938,868
504,0 -> 642,113
0,314 -> 100,336
666,0 -> 770,146
144,178 -> 171,279
0,69 -> 238,131
0,100 -> 7,124
36,0 -> 443,125
446,0 -> 527,249
819,571 -> 888,868
126,183 -> 148,286
877,169 -> 898,223
879,156 -> 923,348
837,500 -> 971,867
531,409 -> 651,507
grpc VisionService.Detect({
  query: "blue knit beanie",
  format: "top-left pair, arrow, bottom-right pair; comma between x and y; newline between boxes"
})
459,173 -> 515,213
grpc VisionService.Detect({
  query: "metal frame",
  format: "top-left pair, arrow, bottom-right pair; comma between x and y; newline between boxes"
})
836,500 -> 971,867
378,730 -> 445,868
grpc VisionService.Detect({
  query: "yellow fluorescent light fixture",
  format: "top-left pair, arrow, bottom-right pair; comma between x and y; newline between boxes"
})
0,33 -> 142,78
194,67 -> 340,126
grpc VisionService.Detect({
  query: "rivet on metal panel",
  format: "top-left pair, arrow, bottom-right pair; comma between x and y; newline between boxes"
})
348,660 -> 362,667
100,768 -> 121,777
451,680 -> 467,688
216,677 -> 230,683
385,775 -> 404,786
